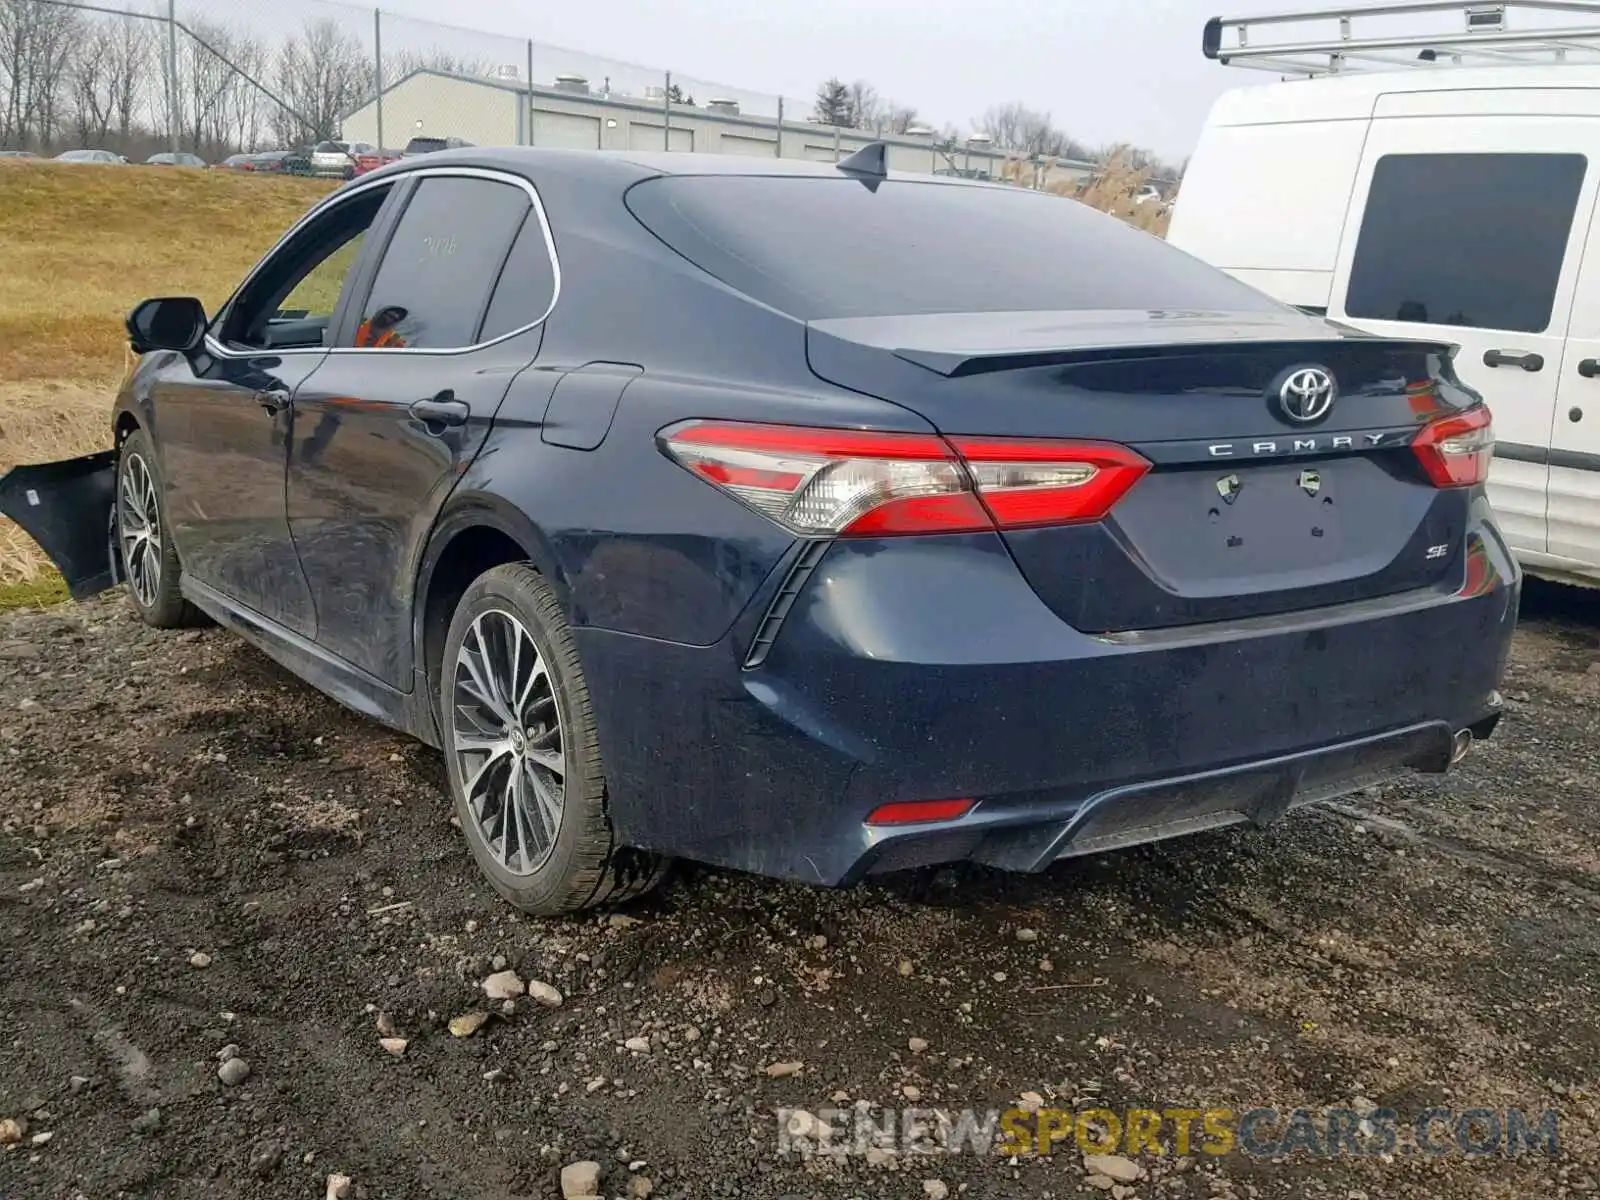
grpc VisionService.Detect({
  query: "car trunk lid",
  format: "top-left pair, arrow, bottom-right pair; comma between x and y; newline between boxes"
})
806,309 -> 1478,632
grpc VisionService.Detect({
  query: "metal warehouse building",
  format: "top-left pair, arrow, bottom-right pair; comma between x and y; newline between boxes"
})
341,69 -> 1092,181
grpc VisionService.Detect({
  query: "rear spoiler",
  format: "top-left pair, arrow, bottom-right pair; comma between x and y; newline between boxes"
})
889,337 -> 1464,379
808,310 -> 1460,379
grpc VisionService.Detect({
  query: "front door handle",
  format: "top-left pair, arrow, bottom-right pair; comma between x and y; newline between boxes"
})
257,386 -> 291,414
410,392 -> 470,429
1579,358 -> 1600,379
1483,348 -> 1545,372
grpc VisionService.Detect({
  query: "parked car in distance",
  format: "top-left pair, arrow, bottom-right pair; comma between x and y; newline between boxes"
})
403,135 -> 474,157
0,149 -> 38,159
53,149 -> 124,164
1169,1 -> 1600,592
353,146 -> 402,175
309,140 -> 376,179
0,147 -> 1518,917
145,152 -> 208,168
243,148 -> 312,175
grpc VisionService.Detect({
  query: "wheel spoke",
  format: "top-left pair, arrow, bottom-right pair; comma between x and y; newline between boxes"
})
457,640 -> 511,728
524,759 -> 562,848
499,769 -> 523,869
524,746 -> 563,778
515,651 -> 546,716
461,742 -> 512,801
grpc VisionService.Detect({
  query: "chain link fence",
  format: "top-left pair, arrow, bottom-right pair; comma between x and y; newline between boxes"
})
0,0 -> 1057,180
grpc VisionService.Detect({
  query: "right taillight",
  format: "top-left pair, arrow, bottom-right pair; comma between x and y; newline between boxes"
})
1412,405 -> 1493,488
658,420 -> 1150,537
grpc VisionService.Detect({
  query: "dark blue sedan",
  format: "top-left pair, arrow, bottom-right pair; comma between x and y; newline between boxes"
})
0,146 -> 1517,914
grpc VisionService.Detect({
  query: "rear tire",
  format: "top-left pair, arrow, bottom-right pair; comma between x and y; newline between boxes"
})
440,563 -> 669,916
115,428 -> 205,629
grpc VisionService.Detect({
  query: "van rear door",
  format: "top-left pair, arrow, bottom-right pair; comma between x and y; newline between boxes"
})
1323,103 -> 1600,567
1549,194 -> 1600,572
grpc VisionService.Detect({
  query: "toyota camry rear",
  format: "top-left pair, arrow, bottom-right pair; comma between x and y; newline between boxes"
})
583,163 -> 1518,887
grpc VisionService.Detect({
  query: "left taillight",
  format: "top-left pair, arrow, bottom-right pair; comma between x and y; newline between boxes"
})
1413,405 -> 1493,488
658,420 -> 1151,537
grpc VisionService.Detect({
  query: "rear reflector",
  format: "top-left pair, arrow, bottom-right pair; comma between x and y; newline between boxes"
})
659,420 -> 1151,537
1412,405 -> 1493,488
865,798 -> 975,826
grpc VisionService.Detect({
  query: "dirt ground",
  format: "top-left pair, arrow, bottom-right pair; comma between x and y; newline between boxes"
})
2,585 -> 1598,1200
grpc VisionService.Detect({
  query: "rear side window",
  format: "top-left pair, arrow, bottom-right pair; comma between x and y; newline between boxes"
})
354,176 -> 530,350
477,209 -> 558,342
1345,152 -> 1587,333
624,176 -> 1284,320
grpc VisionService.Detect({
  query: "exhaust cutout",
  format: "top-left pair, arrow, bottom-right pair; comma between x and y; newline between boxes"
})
1450,729 -> 1473,765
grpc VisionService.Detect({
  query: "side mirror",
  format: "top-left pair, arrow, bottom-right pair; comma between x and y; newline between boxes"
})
126,296 -> 207,354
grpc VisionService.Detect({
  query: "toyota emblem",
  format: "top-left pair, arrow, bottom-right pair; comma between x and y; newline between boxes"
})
1275,367 -> 1336,424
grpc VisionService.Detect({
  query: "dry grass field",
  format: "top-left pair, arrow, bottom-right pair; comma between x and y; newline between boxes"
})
0,154 -> 1167,595
0,162 -> 335,590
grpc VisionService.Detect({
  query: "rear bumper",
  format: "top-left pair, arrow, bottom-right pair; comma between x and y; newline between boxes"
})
577,513 -> 1519,886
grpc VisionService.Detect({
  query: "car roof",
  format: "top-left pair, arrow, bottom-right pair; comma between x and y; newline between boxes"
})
356,145 -> 1002,190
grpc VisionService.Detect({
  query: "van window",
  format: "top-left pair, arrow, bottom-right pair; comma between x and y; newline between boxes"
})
1344,152 -> 1587,334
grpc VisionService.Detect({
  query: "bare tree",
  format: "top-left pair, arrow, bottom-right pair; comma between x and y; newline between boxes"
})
856,92 -> 919,134
67,14 -> 153,153
68,18 -> 112,147
975,101 -> 1090,162
0,0 -> 81,149
847,79 -> 880,130
275,17 -> 373,145
221,31 -> 268,152
387,48 -> 492,80
105,15 -> 150,149
160,18 -> 233,156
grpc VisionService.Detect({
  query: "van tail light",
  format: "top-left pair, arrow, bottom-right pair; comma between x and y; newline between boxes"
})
1412,405 -> 1493,488
658,420 -> 1151,537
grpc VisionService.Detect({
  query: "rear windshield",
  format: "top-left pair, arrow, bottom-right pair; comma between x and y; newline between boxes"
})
314,141 -> 346,153
625,175 -> 1283,321
406,137 -> 446,152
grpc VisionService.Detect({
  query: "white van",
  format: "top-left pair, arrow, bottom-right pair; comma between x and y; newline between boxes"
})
1168,0 -> 1600,587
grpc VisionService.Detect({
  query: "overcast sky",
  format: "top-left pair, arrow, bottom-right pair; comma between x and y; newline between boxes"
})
360,0 -> 1287,162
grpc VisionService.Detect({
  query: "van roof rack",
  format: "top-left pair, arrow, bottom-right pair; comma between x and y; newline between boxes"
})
1204,0 -> 1600,76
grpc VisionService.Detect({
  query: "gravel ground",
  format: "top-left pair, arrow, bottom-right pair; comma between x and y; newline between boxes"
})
2,586 -> 1598,1200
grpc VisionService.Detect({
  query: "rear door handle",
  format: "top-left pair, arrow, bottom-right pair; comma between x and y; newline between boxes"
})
409,392 -> 470,429
257,386 -> 291,414
1483,349 -> 1545,372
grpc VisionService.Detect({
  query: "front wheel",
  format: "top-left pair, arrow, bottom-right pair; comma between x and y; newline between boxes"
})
440,563 -> 668,916
115,429 -> 205,628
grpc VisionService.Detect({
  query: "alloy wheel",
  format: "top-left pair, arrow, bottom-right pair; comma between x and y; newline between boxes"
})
117,452 -> 162,609
450,608 -> 566,875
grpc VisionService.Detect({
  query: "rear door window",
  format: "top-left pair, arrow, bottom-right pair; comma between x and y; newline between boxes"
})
352,175 -> 531,350
1344,152 -> 1587,333
476,208 -> 558,341
623,175 -> 1284,320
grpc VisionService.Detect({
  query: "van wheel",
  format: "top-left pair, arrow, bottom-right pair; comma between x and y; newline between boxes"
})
440,563 -> 669,916
115,428 -> 205,629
